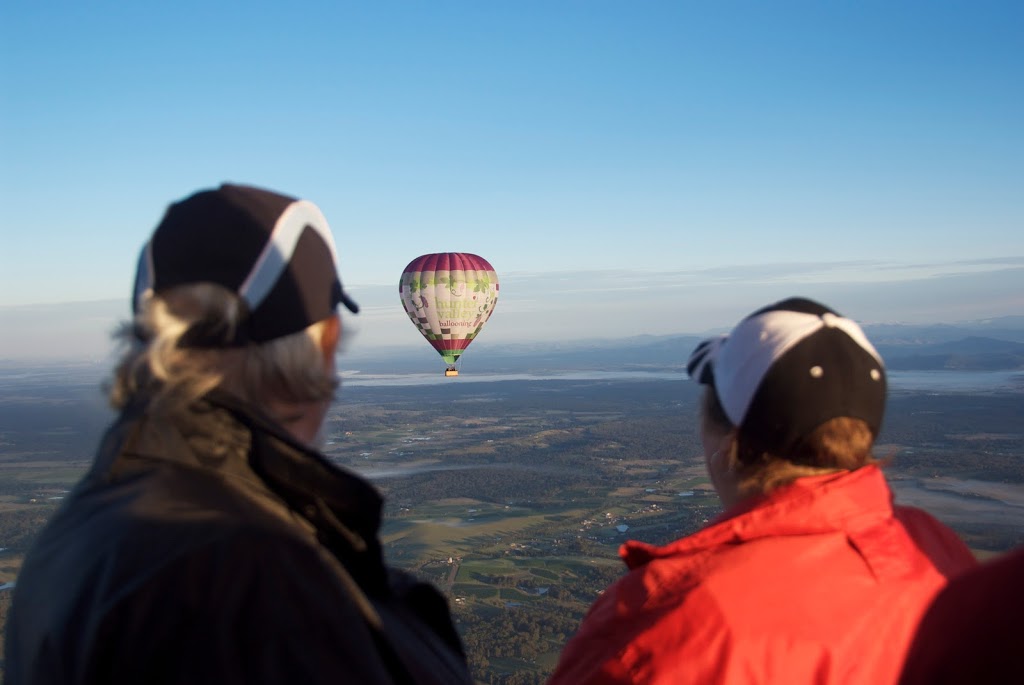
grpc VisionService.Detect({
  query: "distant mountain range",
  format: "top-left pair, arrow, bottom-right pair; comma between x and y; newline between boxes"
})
873,337 -> 1024,371
865,316 -> 1024,345
344,316 -> 1024,375
3,308 -> 1021,375
865,316 -> 1024,371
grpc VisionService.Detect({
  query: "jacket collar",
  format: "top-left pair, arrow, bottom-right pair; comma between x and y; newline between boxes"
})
208,391 -> 384,540
622,465 -> 895,569
106,391 -> 388,590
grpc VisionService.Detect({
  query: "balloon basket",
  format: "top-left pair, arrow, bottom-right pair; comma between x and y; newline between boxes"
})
444,368 -> 459,377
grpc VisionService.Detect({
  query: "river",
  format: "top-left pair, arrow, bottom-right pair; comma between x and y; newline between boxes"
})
338,369 -> 1024,392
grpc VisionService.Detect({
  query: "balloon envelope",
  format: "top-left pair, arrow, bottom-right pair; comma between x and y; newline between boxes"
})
399,253 -> 499,367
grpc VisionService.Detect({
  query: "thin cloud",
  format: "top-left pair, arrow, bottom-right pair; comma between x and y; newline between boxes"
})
504,258 -> 1024,294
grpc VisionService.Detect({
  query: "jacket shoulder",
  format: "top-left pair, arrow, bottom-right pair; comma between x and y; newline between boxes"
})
892,505 -> 977,574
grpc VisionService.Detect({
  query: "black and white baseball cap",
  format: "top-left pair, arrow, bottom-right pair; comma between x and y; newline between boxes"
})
687,298 -> 886,453
132,184 -> 359,346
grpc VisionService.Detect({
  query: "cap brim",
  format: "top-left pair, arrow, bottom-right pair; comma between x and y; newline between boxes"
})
339,290 -> 359,314
687,335 -> 726,385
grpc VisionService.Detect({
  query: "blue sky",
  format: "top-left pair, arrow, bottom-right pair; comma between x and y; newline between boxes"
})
1,1 -> 1022,359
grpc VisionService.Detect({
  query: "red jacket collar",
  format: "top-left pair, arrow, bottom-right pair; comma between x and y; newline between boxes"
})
621,465 -> 895,569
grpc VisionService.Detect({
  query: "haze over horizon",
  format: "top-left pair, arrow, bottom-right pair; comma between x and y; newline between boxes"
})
3,274 -> 1022,363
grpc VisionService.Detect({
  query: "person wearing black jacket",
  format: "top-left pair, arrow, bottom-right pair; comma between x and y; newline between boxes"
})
5,184 -> 474,685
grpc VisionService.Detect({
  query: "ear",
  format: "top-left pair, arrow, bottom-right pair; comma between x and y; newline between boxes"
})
707,432 -> 741,508
708,434 -> 738,475
319,314 -> 341,368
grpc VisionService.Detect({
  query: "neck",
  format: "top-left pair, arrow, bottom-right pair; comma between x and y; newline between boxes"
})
264,399 -> 330,448
735,463 -> 847,502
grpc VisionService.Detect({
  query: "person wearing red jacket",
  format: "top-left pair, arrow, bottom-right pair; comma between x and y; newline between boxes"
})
548,297 -> 977,685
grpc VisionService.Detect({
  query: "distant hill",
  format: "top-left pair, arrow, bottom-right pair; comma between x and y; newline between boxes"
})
863,316 -> 1024,345
875,337 -> 1024,371
862,317 -> 1024,371
345,334 -> 703,374
480,335 -> 703,373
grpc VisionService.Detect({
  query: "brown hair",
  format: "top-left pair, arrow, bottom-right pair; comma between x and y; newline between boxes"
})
702,386 -> 877,495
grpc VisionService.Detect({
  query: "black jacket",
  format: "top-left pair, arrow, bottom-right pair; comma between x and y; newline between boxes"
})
5,393 -> 473,684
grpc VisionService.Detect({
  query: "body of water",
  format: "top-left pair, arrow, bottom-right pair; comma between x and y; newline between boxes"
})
339,369 -> 1024,393
887,370 -> 1024,393
339,370 -> 684,387
890,477 -> 1024,530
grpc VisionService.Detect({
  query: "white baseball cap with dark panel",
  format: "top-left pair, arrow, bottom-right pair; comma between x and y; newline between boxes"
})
687,298 -> 887,454
133,184 -> 359,347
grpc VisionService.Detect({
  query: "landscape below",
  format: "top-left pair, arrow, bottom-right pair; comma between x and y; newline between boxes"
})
0,359 -> 1021,684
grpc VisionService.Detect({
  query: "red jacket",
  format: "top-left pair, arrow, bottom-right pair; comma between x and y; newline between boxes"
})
549,466 -> 976,685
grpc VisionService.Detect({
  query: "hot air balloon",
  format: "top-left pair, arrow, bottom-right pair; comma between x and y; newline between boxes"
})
399,253 -> 499,376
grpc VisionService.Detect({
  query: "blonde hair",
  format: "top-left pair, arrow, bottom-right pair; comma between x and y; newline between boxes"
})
109,284 -> 338,412
701,386 -> 877,496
